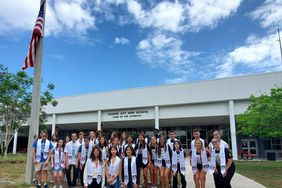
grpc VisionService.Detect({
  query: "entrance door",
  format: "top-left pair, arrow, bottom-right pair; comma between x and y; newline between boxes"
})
241,139 -> 258,155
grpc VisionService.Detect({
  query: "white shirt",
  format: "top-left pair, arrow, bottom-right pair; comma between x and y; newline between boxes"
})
167,138 -> 178,150
64,141 -> 81,165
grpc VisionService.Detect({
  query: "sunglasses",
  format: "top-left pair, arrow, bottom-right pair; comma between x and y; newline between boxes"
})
212,141 -> 218,144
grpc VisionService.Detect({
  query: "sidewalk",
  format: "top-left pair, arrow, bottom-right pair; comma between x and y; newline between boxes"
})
185,158 -> 266,188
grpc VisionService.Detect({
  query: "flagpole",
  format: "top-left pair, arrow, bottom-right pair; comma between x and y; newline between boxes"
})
278,28 -> 282,63
25,0 -> 46,184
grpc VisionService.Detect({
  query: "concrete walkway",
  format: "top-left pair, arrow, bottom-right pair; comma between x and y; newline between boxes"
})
185,158 -> 266,188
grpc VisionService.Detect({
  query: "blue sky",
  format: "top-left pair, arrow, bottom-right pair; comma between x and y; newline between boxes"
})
0,0 -> 282,97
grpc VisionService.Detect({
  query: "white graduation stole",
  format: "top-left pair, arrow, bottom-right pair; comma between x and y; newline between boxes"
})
81,144 -> 92,165
151,148 -> 157,161
102,146 -> 107,161
209,147 -> 226,175
108,157 -> 120,184
137,144 -> 148,165
171,150 -> 186,175
191,149 -> 209,174
124,156 -> 137,185
86,159 -> 103,185
36,139 -> 50,162
54,148 -> 65,170
155,144 -> 171,168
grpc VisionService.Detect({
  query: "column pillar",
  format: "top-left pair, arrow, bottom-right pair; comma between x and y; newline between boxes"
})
155,106 -> 159,130
97,110 -> 102,131
51,114 -> 56,136
229,100 -> 238,160
12,129 -> 18,154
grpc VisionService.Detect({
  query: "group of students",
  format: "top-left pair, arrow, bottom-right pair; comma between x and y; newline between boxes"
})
32,129 -> 235,188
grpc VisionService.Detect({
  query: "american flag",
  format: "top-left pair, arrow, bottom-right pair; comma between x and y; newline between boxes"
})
22,1 -> 46,70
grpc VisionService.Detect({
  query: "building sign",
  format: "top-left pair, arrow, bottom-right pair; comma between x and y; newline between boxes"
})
103,109 -> 154,121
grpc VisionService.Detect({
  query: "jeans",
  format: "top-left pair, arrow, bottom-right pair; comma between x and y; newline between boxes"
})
106,179 -> 120,188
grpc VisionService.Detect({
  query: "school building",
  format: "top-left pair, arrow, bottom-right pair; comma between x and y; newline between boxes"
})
11,71 -> 282,160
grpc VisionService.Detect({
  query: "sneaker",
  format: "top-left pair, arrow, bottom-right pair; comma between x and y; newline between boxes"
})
36,184 -> 41,188
44,184 -> 49,188
52,185 -> 57,188
59,185 -> 63,188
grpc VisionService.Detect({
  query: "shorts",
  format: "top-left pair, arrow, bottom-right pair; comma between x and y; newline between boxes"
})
52,166 -> 63,173
35,162 -> 49,172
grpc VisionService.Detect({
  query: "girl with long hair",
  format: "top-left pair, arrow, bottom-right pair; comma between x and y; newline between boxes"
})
135,134 -> 150,187
105,146 -> 122,188
83,146 -> 104,188
171,140 -> 187,188
122,146 -> 138,188
191,139 -> 209,188
156,135 -> 172,188
149,136 -> 158,188
51,139 -> 65,188
98,136 -> 108,162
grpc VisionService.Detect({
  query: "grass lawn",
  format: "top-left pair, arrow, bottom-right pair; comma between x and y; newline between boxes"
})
0,154 -> 32,188
236,161 -> 282,188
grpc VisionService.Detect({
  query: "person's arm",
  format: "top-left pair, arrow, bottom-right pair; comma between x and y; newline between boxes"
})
32,148 -> 37,165
46,143 -> 53,165
223,149 -> 233,177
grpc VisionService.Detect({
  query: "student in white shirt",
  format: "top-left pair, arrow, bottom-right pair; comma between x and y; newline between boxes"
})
64,133 -> 81,187
190,129 -> 205,150
166,130 -> 178,151
83,146 -> 104,188
105,146 -> 122,188
89,131 -> 96,147
51,139 -> 65,188
208,130 -> 229,153
77,131 -> 85,145
122,135 -> 135,158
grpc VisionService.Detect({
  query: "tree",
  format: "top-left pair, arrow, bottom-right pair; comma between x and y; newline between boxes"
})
0,64 -> 57,155
237,87 -> 282,138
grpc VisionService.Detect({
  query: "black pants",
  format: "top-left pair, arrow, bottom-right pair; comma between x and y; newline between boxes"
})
173,171 -> 186,188
66,164 -> 79,186
89,178 -> 101,188
79,164 -> 85,186
213,166 -> 235,188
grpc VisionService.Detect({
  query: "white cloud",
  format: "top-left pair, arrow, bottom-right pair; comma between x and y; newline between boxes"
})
0,0 -> 95,37
186,0 -> 242,31
216,33 -> 282,78
114,37 -> 130,45
250,0 -> 282,29
137,33 -> 200,76
127,0 -> 185,32
0,0 -> 38,35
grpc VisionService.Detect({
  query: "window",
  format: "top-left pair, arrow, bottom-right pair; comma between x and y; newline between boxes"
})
263,138 -> 281,150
